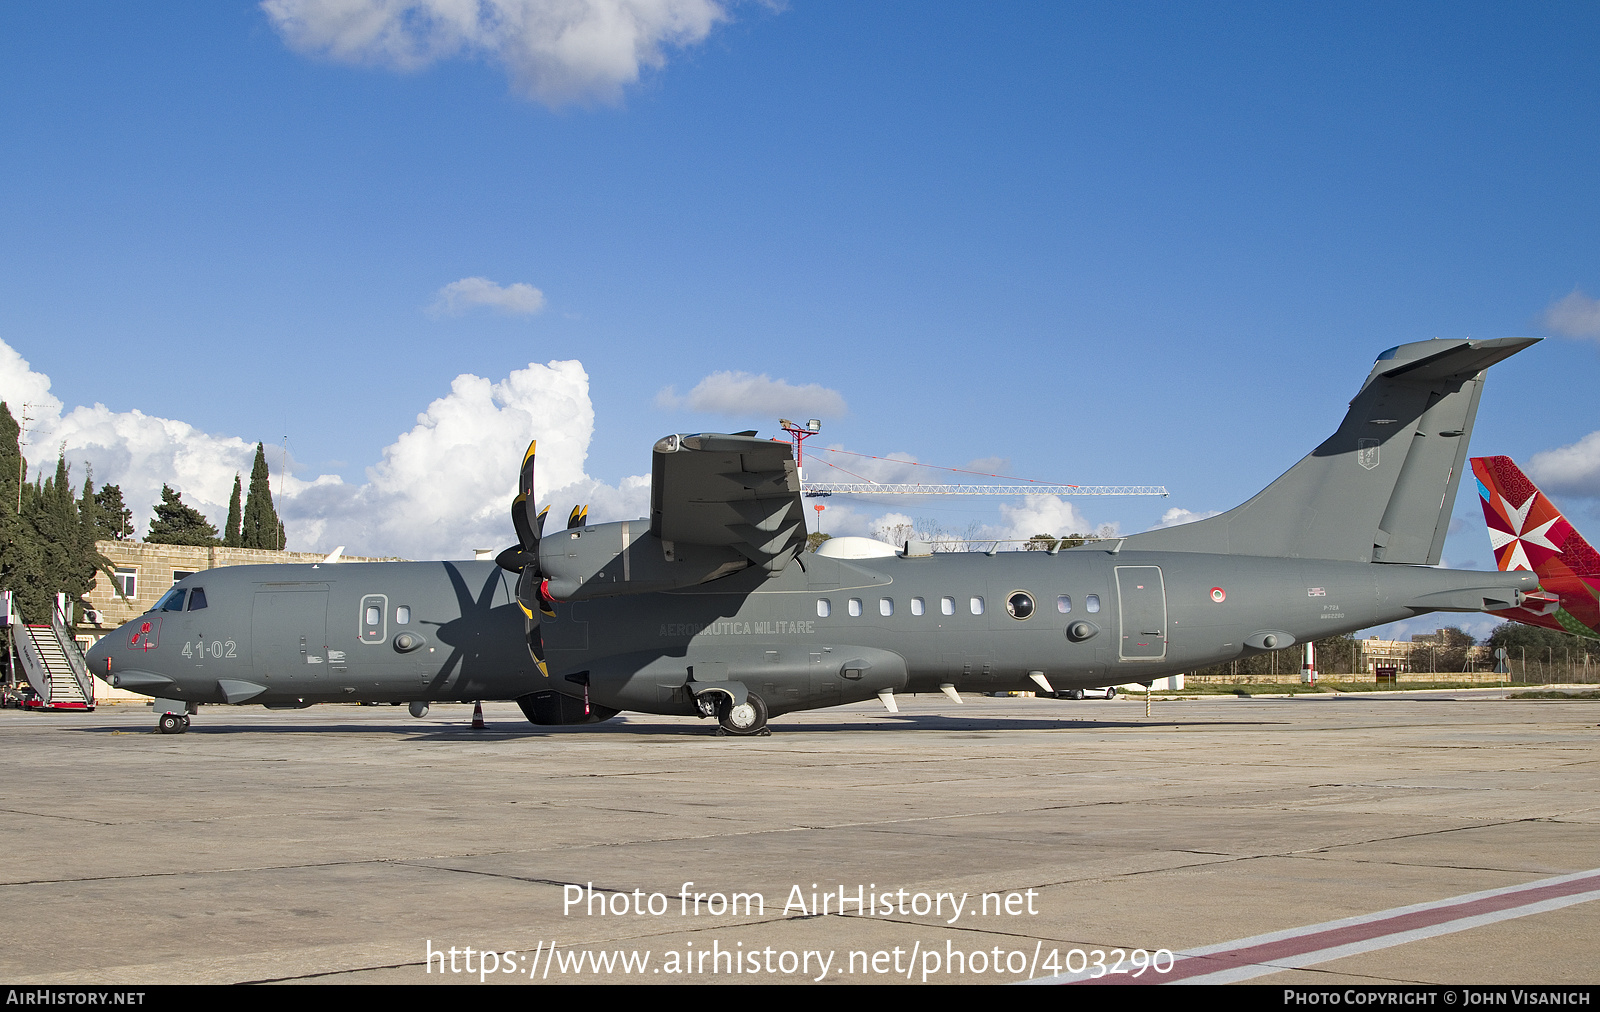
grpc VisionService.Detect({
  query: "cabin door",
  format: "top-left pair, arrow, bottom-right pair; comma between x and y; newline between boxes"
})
1115,566 -> 1166,661
252,588 -> 329,683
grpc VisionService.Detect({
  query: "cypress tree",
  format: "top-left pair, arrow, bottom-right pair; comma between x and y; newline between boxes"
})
224,474 -> 243,547
93,484 -> 132,541
0,408 -> 45,619
242,443 -> 284,550
78,472 -> 98,537
0,403 -> 20,518
30,458 -> 76,610
62,463 -> 109,609
4,455 -> 111,624
145,485 -> 220,547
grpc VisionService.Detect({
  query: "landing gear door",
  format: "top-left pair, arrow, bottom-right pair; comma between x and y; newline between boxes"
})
1115,566 -> 1166,661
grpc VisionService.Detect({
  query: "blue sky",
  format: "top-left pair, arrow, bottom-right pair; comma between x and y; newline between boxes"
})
2,2 -> 1598,637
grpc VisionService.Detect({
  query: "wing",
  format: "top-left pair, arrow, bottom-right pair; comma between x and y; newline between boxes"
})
650,432 -> 806,572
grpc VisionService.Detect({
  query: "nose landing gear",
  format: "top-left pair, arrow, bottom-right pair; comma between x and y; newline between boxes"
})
157,712 -> 190,734
153,699 -> 193,734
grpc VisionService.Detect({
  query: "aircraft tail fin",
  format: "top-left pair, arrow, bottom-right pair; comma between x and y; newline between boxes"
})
1470,455 -> 1600,638
1122,337 -> 1538,564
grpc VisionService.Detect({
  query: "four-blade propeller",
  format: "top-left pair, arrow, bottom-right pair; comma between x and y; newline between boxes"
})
497,440 -> 555,674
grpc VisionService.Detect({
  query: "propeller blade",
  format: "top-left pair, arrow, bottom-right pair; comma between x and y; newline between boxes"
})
511,440 -> 542,552
519,439 -> 537,498
511,495 -> 536,549
567,504 -> 588,530
511,441 -> 557,673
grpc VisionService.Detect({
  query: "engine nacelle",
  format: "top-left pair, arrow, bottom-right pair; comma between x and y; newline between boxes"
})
540,519 -> 751,601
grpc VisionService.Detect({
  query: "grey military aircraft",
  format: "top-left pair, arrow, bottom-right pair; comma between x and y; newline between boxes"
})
88,337 -> 1540,735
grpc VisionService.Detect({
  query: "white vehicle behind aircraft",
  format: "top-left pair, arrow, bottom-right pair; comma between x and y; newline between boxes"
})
89,338 -> 1538,735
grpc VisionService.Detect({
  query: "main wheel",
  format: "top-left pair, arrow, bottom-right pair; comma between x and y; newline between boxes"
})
180,715 -> 191,729
158,713 -> 181,734
717,693 -> 768,736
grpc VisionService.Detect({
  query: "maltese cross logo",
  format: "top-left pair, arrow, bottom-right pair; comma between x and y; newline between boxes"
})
1488,492 -> 1562,572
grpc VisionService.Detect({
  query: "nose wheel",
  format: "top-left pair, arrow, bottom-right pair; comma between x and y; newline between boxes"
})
717,693 -> 769,736
157,713 -> 190,734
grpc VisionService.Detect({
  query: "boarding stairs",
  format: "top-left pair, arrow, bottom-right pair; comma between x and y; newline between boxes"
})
11,598 -> 95,711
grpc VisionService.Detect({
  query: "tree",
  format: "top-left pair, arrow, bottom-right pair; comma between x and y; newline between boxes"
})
145,485 -> 220,546
1484,621 -> 1590,655
93,484 -> 132,540
806,532 -> 832,552
0,402 -> 20,516
242,443 -> 284,550
224,474 -> 242,547
0,449 -> 114,624
1484,621 -> 1593,677
1025,534 -> 1057,551
0,405 -> 42,619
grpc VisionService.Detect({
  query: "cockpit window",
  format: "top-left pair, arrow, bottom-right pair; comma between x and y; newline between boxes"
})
155,588 -> 187,612
187,588 -> 208,611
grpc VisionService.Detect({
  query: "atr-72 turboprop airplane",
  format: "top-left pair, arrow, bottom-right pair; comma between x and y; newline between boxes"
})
90,337 -> 1540,735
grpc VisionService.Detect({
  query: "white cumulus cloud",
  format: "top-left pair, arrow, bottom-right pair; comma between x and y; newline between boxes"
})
429,277 -> 547,317
997,496 -> 1101,544
1148,506 -> 1222,530
1527,430 -> 1600,499
0,338 -> 647,560
1542,288 -> 1600,341
656,371 -> 848,419
263,0 -> 727,107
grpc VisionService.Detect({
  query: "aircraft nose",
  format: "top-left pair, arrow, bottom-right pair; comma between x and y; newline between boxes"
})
85,636 -> 111,680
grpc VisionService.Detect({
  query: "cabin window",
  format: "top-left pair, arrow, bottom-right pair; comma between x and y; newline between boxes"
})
970,596 -> 985,615
879,597 -> 893,617
817,598 -> 831,618
155,588 -> 186,612
848,598 -> 863,617
1086,594 -> 1101,613
940,596 -> 955,616
395,605 -> 411,624
1007,592 -> 1035,620
360,594 -> 388,643
187,588 -> 208,611
1057,595 -> 1072,614
911,597 -> 925,616
113,568 -> 137,599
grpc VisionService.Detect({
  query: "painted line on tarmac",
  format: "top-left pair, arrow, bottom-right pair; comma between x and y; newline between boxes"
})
1036,867 -> 1600,985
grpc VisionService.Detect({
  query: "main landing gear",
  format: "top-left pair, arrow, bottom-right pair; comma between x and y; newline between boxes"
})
717,693 -> 769,737
696,689 -> 770,736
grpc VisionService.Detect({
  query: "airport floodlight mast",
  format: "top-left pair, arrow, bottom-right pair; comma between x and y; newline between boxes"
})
781,418 -> 1168,499
778,418 -> 822,475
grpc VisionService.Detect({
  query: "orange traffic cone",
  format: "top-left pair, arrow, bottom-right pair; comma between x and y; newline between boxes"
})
471,701 -> 486,729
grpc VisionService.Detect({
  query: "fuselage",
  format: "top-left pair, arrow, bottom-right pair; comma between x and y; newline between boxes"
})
88,561 -> 536,708
86,548 -> 1532,719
